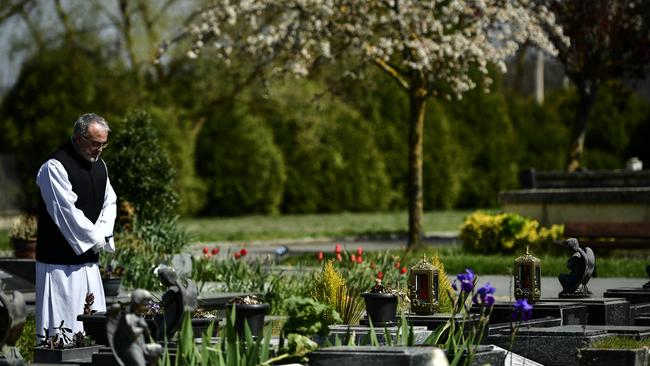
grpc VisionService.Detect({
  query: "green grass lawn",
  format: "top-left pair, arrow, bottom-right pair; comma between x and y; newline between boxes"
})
179,210 -> 477,241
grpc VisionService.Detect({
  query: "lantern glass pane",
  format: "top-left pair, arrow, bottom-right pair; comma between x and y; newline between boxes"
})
519,265 -> 531,289
535,265 -> 541,289
415,274 -> 429,299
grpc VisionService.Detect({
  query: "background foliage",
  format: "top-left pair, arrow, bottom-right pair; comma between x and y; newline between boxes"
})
1,44 -> 650,215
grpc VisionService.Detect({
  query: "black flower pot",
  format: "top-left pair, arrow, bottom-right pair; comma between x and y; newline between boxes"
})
78,312 -> 109,345
228,303 -> 269,337
362,292 -> 398,327
102,278 -> 121,297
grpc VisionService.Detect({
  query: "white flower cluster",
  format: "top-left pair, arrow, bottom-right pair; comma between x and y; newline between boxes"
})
187,0 -> 566,98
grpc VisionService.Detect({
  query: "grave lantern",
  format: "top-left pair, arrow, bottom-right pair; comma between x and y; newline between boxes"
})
408,255 -> 439,315
514,246 -> 541,303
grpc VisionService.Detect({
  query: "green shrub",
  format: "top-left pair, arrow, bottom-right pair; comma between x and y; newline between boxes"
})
459,211 -> 563,254
16,314 -> 35,363
105,110 -> 179,223
282,296 -> 341,337
261,80 -> 394,213
102,216 -> 188,290
196,105 -> 286,215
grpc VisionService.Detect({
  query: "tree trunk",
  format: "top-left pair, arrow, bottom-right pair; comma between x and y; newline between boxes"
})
407,92 -> 426,248
565,81 -> 598,172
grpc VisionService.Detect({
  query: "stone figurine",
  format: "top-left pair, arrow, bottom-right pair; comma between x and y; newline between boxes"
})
153,265 -> 198,340
107,289 -> 163,366
558,238 -> 595,298
0,290 -> 26,366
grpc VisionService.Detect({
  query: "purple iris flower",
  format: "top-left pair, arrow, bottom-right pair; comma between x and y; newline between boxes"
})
472,282 -> 496,306
454,268 -> 475,293
512,298 -> 533,321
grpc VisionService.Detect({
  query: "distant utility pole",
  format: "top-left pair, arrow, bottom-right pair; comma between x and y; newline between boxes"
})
535,51 -> 544,105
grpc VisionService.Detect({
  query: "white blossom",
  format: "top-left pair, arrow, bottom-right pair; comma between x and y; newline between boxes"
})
186,0 -> 565,95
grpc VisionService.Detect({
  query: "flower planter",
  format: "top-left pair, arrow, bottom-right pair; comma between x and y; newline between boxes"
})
10,238 -> 36,259
79,312 -> 218,344
229,303 -> 269,337
78,312 -> 109,345
33,345 -> 103,363
192,317 -> 220,338
102,277 -> 121,296
362,292 -> 398,327
577,348 -> 650,366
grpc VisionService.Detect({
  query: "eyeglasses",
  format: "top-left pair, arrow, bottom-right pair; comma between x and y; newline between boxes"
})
81,135 -> 109,149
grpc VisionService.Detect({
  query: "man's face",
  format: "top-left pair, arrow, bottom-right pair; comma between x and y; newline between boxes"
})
74,122 -> 108,162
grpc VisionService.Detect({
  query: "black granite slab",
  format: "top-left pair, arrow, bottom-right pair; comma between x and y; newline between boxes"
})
473,301 -> 587,325
307,346 -> 448,366
540,297 -> 630,325
604,287 -> 650,304
321,325 -> 431,346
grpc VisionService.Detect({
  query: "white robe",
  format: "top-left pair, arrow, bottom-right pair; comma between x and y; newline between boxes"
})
35,158 -> 117,340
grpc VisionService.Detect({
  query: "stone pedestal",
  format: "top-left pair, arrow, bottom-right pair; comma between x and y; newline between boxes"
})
540,297 -> 630,325
604,287 -> 650,304
474,301 -> 587,325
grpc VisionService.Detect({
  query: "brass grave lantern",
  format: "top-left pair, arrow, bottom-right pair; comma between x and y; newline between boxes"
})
514,246 -> 541,303
408,255 -> 439,315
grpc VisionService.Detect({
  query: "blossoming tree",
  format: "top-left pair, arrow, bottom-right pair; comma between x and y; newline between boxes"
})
184,0 -> 565,247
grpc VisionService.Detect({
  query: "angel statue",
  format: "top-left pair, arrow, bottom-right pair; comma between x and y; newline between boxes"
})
107,289 -> 163,366
152,265 -> 198,341
558,238 -> 595,298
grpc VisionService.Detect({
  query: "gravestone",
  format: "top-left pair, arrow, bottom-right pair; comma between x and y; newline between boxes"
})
320,325 -> 431,346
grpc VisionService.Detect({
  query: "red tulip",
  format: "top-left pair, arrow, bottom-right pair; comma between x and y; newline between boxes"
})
336,253 -> 343,262
377,271 -> 384,280
394,262 -> 401,269
240,248 -> 248,257
356,255 -> 362,264
202,247 -> 209,255
350,254 -> 357,262
234,252 -> 241,259
317,251 -> 324,261
400,266 -> 407,274
211,247 -> 220,255
335,243 -> 342,254
356,247 -> 363,256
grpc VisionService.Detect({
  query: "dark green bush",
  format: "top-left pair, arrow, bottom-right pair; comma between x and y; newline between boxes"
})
196,104 -> 286,215
105,110 -> 179,223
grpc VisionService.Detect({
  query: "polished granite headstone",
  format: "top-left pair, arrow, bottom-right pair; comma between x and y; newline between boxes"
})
472,301 -> 587,325
539,297 -> 630,325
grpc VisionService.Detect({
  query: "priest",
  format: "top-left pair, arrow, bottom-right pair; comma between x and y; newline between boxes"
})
35,113 -> 117,341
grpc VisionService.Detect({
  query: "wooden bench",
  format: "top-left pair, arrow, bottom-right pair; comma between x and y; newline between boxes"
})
564,221 -> 650,250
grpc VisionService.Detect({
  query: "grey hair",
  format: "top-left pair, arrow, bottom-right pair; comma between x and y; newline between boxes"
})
73,113 -> 110,137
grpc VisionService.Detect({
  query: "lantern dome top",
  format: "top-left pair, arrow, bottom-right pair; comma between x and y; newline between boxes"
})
515,246 -> 541,265
411,255 -> 439,271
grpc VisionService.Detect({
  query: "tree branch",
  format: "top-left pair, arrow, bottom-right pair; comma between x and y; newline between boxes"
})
373,57 -> 410,91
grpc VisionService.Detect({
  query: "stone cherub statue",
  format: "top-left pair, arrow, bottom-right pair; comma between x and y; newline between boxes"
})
152,265 -> 198,341
107,289 -> 163,366
558,238 -> 595,298
0,289 -> 26,366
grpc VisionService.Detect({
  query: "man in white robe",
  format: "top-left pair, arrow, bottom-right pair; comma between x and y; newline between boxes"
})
35,113 -> 117,341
